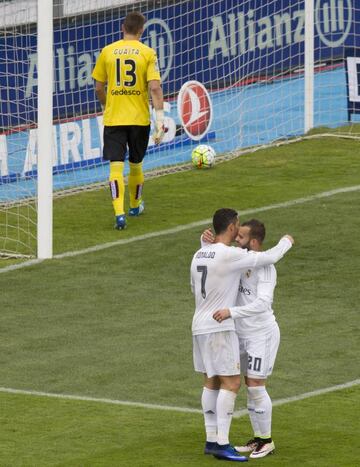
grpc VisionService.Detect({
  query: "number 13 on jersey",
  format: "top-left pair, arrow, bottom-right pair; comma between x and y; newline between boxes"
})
115,58 -> 137,87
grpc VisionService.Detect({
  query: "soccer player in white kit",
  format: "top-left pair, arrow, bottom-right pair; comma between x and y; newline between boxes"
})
191,209 -> 293,462
213,219 -> 284,459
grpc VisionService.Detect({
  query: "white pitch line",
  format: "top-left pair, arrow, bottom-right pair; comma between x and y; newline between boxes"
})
234,378 -> 360,417
1,184 -> 360,275
0,386 -> 201,414
0,379 -> 359,417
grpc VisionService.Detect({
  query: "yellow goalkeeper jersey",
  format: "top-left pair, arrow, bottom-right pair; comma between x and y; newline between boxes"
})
92,39 -> 161,126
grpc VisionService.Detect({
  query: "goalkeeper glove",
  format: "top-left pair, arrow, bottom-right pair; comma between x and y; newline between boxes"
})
152,109 -> 166,145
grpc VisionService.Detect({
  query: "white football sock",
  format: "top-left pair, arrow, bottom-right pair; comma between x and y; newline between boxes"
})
247,387 -> 261,438
248,386 -> 272,439
216,389 -> 237,445
201,387 -> 219,442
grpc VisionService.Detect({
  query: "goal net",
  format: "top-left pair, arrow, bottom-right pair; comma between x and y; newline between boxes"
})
1,0 -> 359,258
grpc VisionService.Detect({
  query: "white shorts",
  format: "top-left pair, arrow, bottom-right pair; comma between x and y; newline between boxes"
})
193,331 -> 240,378
239,324 -> 280,379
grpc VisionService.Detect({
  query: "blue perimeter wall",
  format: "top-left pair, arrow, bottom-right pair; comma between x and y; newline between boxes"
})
0,0 -> 358,199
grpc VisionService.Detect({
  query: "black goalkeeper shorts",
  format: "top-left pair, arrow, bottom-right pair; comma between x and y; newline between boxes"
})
103,125 -> 151,163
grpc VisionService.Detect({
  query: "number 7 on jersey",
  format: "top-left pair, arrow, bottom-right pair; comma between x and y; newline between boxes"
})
197,265 -> 208,299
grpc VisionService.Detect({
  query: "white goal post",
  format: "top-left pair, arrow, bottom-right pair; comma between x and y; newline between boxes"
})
37,0 -> 53,259
0,0 -> 359,259
304,0 -> 314,133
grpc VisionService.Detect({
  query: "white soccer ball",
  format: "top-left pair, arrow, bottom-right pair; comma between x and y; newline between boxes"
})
191,144 -> 216,169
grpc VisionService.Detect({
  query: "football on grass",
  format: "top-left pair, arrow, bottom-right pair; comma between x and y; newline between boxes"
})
191,144 -> 216,169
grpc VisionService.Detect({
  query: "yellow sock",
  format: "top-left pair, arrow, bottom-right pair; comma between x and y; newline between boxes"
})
128,162 -> 144,209
109,161 -> 125,216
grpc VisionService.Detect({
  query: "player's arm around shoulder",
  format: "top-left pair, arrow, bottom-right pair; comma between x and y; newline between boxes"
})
252,234 -> 295,268
226,244 -> 256,267
200,228 -> 214,247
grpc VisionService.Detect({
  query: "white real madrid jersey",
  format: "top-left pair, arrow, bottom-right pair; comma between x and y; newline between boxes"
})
190,237 -> 292,336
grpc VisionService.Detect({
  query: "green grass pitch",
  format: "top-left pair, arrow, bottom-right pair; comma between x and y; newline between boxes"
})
0,135 -> 359,465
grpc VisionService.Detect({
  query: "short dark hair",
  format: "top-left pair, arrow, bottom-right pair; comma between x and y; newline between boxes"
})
241,219 -> 266,243
213,208 -> 238,235
123,11 -> 145,34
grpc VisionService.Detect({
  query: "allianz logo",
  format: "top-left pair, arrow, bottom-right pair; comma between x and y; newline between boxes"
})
315,0 -> 352,47
208,0 -> 352,59
143,0 -> 352,71
143,18 -> 173,82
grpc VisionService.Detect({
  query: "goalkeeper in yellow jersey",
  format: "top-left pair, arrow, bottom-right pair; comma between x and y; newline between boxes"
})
92,11 -> 165,230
